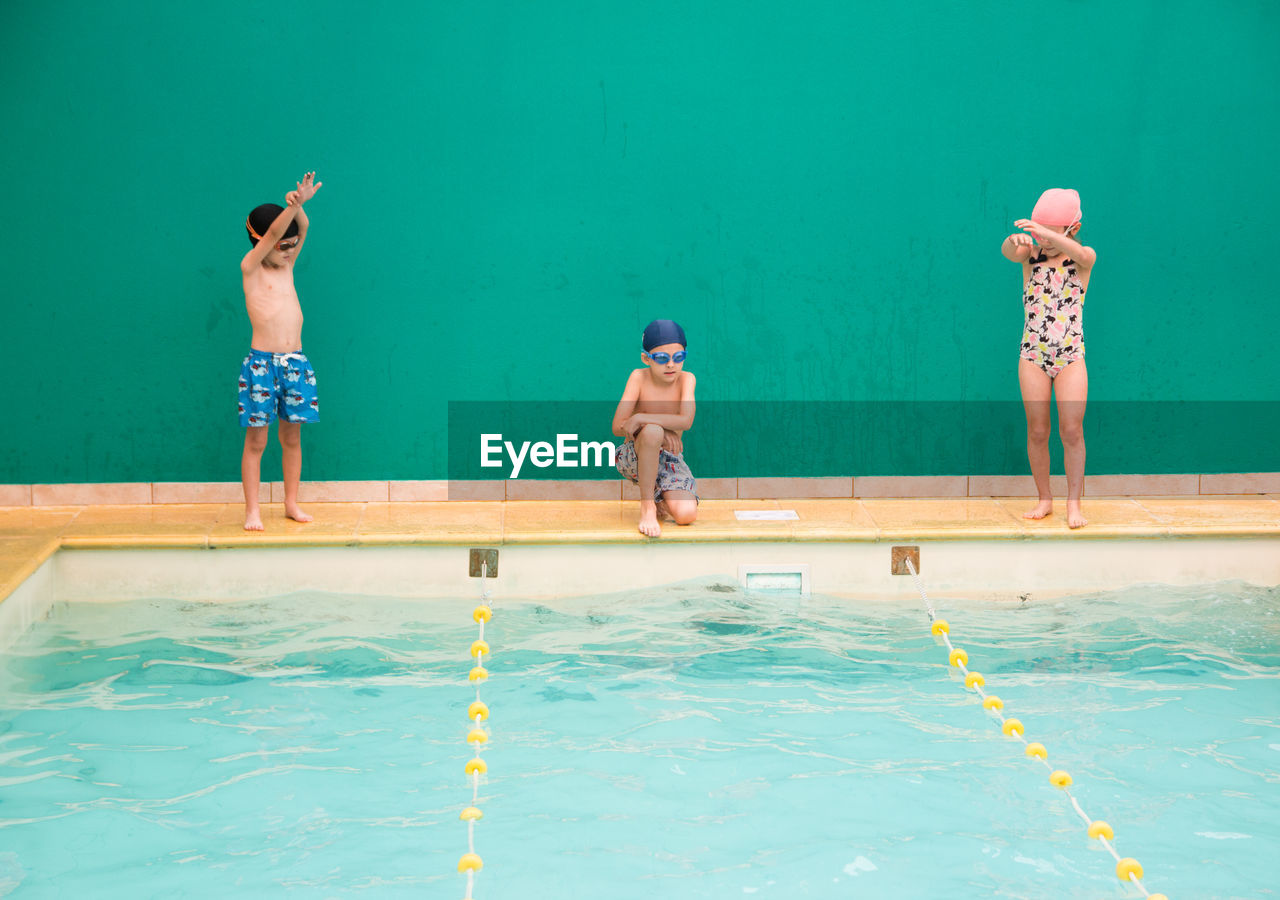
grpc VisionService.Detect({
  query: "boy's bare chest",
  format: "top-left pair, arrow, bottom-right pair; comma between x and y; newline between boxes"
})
245,270 -> 299,310
635,382 -> 684,412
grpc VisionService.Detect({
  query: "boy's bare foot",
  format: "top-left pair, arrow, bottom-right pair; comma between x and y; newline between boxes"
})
1066,500 -> 1087,529
1024,499 -> 1053,519
285,504 -> 314,523
244,509 -> 264,531
638,500 -> 661,537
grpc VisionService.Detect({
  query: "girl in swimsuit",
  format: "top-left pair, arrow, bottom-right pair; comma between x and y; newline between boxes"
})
1001,188 -> 1097,529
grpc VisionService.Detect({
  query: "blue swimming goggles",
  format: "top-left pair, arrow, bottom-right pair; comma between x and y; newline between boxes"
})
644,349 -> 687,365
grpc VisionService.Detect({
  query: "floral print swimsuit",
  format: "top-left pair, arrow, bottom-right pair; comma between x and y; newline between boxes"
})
1021,250 -> 1086,378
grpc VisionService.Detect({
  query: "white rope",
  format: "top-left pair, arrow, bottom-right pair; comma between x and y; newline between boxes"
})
903,558 -> 1160,898
458,559 -> 495,898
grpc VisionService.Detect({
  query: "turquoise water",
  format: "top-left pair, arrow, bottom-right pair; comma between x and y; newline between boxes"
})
1,583 -> 1277,898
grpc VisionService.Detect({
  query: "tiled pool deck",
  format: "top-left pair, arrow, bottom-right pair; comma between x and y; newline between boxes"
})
2,496 -> 1278,602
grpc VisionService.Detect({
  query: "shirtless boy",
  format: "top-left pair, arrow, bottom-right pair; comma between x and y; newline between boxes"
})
237,172 -> 322,531
611,319 -> 699,537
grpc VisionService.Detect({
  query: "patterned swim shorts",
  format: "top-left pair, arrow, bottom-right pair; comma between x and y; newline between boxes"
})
238,350 -> 319,427
615,439 -> 699,502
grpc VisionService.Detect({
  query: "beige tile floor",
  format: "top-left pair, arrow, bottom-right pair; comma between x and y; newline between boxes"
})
1,495 -> 1277,601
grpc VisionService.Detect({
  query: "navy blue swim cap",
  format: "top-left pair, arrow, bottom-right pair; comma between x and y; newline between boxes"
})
642,319 -> 686,352
246,203 -> 299,245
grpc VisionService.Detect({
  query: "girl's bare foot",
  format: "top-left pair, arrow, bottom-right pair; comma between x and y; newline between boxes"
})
1024,499 -> 1053,519
244,509 -> 264,531
1066,500 -> 1087,529
638,500 -> 661,537
285,504 -> 313,523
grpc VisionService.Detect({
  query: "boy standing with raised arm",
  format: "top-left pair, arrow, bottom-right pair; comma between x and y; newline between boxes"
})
237,172 -> 322,531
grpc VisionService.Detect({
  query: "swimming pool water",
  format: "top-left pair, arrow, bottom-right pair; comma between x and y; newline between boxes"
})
1,582 -> 1277,898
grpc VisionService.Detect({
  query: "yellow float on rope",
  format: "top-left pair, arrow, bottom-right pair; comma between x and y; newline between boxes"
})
982,695 -> 1004,711
465,759 -> 488,776
931,619 -> 950,636
460,806 -> 483,821
469,666 -> 488,682
473,605 -> 492,623
467,728 -> 488,745
1049,770 -> 1072,788
1001,718 -> 1023,737
948,648 -> 968,667
468,701 -> 490,721
1087,820 -> 1114,840
964,672 -> 984,689
470,640 -> 490,659
1024,742 -> 1047,760
458,852 -> 484,873
1115,858 -> 1143,881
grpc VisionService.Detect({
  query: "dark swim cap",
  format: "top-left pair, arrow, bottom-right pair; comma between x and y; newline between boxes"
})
642,319 -> 687,351
245,203 -> 299,245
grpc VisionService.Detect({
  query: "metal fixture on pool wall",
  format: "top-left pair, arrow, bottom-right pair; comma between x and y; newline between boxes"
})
891,545 -> 920,575
469,549 -> 498,577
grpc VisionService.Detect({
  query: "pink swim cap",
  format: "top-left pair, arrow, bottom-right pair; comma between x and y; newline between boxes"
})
1030,188 -> 1082,227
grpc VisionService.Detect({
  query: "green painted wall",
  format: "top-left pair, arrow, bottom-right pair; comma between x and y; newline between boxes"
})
2,1 -> 1277,482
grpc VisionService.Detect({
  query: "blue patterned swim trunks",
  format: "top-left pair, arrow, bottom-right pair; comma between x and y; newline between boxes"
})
615,439 -> 699,502
238,350 -> 319,427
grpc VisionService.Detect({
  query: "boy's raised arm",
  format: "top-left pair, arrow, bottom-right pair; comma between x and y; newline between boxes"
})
289,172 -> 321,257
289,193 -> 308,236
241,197 -> 301,273
240,174 -> 322,273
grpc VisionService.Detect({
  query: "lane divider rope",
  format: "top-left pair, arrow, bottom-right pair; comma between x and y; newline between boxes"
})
905,558 -> 1167,899
458,561 -> 494,898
